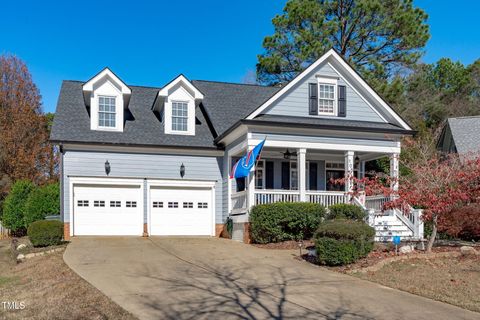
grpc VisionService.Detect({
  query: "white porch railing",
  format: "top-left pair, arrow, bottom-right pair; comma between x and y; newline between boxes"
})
306,191 -> 347,207
365,195 -> 390,213
255,190 -> 300,205
231,190 -> 248,214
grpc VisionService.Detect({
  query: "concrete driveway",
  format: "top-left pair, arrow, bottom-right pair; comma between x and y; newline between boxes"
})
64,237 -> 479,320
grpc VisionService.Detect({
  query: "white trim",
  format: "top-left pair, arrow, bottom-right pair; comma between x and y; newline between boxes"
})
249,138 -> 401,154
147,179 -> 216,237
246,49 -> 411,130
69,177 -> 144,237
83,68 -> 131,95
247,49 -> 335,119
158,74 -> 204,100
254,159 -> 266,189
327,62 -> 388,123
62,143 -> 223,156
317,77 -> 338,116
328,51 -> 411,130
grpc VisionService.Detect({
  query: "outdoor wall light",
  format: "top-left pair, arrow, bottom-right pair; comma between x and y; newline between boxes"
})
105,160 -> 111,176
180,163 -> 185,178
354,156 -> 360,168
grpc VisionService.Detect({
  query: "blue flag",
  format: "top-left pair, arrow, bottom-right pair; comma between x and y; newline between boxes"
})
230,139 -> 266,179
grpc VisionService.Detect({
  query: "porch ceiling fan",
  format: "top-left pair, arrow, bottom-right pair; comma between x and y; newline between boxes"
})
280,149 -> 297,160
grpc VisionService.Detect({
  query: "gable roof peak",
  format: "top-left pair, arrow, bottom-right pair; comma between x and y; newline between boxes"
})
82,67 -> 131,94
158,74 -> 204,100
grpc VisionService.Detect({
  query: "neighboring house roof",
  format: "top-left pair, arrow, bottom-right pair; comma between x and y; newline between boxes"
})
438,116 -> 480,155
50,81 -> 218,149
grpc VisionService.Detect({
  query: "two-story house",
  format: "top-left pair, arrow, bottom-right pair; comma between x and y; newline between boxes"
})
51,49 -> 423,242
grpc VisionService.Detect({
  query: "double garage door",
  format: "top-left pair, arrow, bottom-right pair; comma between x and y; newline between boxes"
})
73,183 -> 214,236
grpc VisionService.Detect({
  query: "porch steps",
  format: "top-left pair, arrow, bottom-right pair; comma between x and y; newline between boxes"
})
373,214 -> 414,242
231,223 -> 244,242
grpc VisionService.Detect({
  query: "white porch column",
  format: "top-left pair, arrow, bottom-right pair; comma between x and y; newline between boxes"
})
389,153 -> 400,192
247,145 -> 255,212
297,148 -> 306,201
344,151 -> 354,194
227,154 -> 233,213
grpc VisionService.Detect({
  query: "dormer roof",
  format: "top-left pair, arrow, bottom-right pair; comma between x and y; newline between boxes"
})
82,67 -> 131,95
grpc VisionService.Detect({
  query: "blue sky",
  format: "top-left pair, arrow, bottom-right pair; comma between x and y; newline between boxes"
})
1,0 -> 479,113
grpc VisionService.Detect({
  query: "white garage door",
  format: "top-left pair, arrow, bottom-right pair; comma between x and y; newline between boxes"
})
73,184 -> 143,236
150,187 -> 214,236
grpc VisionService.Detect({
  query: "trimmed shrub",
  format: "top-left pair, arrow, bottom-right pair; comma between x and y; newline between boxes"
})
328,203 -> 366,220
2,180 -> 35,233
315,219 -> 375,266
27,220 -> 64,247
24,182 -> 60,226
250,202 -> 326,244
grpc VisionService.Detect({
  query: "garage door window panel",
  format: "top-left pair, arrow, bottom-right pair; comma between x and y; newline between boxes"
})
94,200 -> 105,207
78,200 -> 89,207
110,201 -> 121,207
168,202 -> 179,208
153,201 -> 163,208
198,202 -> 208,209
183,202 -> 193,208
126,201 -> 137,208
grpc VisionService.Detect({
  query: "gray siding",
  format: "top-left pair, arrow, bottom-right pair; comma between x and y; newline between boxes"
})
264,63 -> 384,122
63,150 -> 224,224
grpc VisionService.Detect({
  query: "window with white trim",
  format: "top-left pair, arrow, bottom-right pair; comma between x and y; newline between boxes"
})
255,160 -> 265,189
318,84 -> 336,115
98,96 -> 116,128
172,101 -> 188,132
290,161 -> 298,190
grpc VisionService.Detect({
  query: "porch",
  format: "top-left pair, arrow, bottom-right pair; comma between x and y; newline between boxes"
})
228,145 -> 401,215
226,135 -> 423,241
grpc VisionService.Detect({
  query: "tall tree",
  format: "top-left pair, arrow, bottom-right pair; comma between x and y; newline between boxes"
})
0,55 -> 54,199
256,0 -> 429,95
397,58 -> 480,130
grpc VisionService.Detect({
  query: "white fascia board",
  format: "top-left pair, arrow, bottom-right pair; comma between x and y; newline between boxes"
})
326,62 -> 388,123
158,74 -> 204,100
246,49 -> 411,131
247,49 -> 336,120
82,68 -> 131,95
248,138 -> 401,154
62,143 -> 224,156
328,50 -> 412,130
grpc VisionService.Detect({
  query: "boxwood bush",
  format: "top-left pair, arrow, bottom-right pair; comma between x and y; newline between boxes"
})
24,182 -> 60,226
315,219 -> 375,266
27,220 -> 64,247
2,180 -> 35,233
250,202 -> 326,244
327,203 -> 366,221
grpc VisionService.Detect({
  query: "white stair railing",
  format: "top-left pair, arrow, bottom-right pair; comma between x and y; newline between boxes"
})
231,190 -> 247,214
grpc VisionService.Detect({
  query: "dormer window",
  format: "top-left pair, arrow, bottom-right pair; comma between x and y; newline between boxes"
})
98,96 -> 116,128
82,68 -> 131,132
172,101 -> 188,132
156,75 -> 204,136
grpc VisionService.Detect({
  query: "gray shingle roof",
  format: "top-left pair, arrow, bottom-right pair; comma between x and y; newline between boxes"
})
447,116 -> 480,155
51,78 -> 411,148
191,80 -> 280,135
50,81 -> 217,148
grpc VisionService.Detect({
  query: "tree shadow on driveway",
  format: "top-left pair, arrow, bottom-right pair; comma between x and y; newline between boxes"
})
133,263 -> 373,320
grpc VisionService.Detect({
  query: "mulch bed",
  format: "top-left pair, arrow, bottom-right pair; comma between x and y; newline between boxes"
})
251,239 -> 315,250
300,244 -> 463,273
